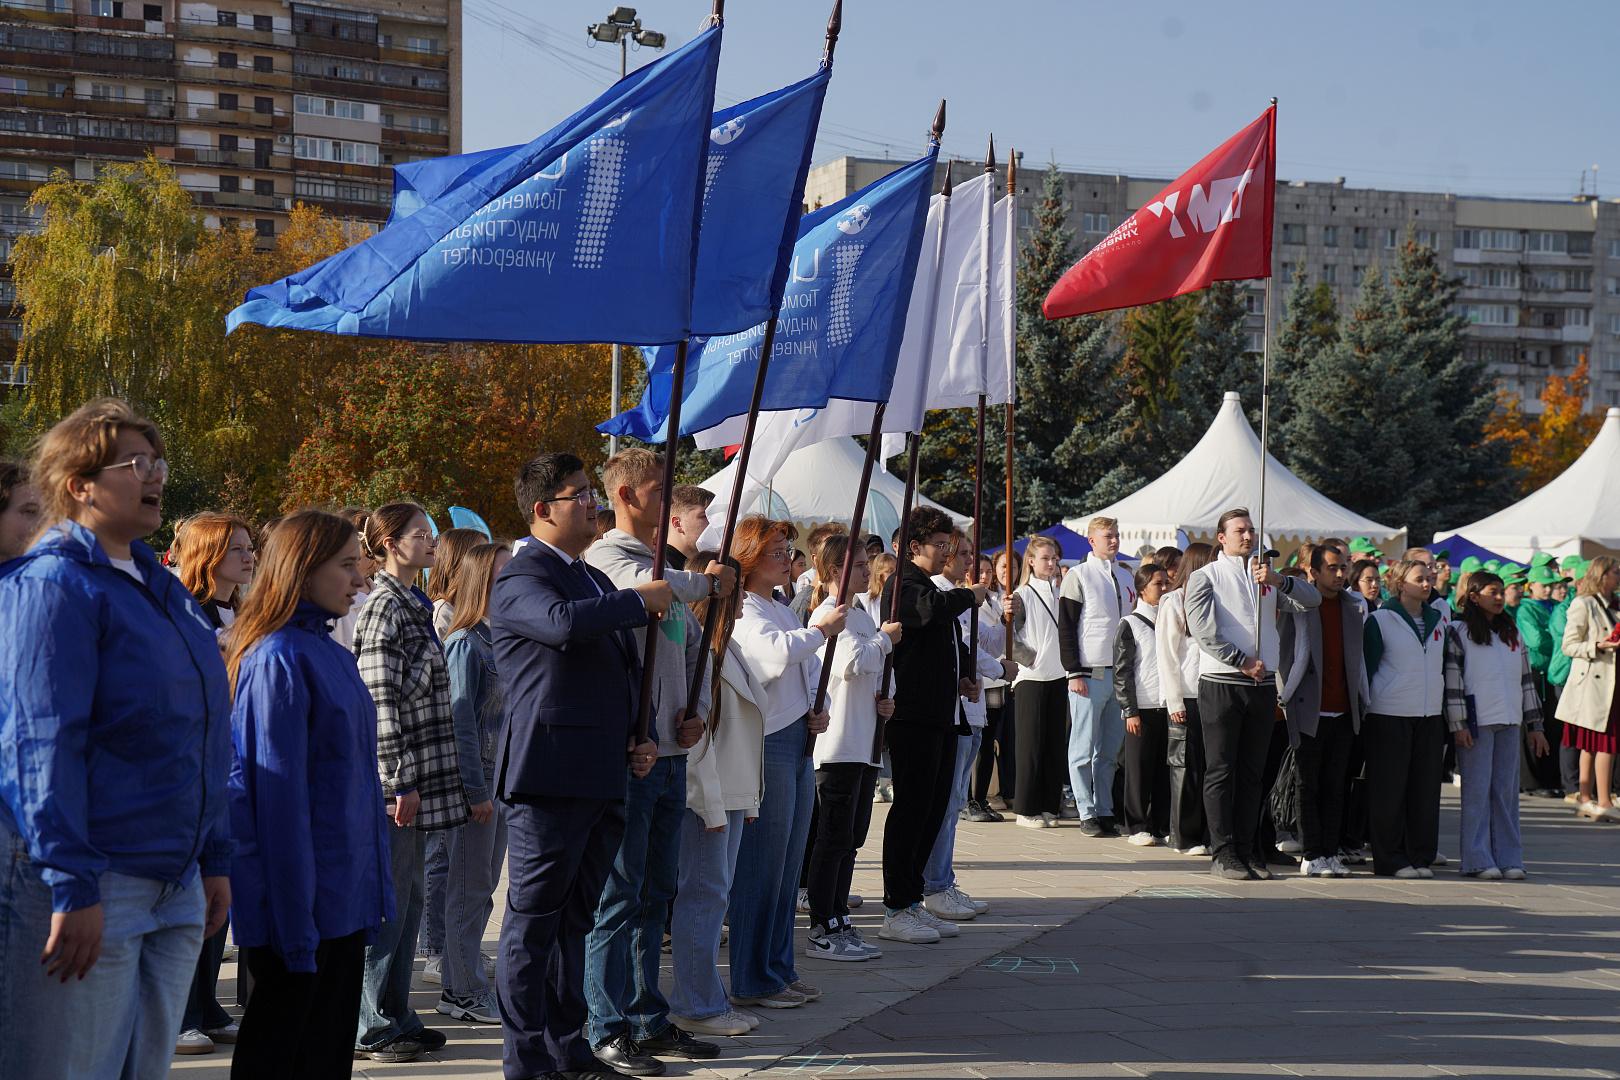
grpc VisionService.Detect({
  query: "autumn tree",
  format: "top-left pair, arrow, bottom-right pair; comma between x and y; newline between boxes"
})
1486,356 -> 1604,494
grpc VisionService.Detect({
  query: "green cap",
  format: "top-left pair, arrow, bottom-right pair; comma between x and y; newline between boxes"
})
1527,565 -> 1565,585
1562,554 -> 1585,572
1530,552 -> 1556,568
1349,536 -> 1379,554
1484,559 -> 1502,573
1434,548 -> 1451,561
1458,556 -> 1484,574
1502,563 -> 1528,585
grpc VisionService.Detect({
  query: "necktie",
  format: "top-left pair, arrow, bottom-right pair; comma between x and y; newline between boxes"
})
569,559 -> 594,591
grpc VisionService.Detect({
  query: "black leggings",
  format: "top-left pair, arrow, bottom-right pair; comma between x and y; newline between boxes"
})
234,930 -> 367,1080
972,698 -> 1015,804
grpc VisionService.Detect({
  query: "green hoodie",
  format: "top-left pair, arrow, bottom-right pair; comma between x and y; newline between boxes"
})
1547,593 -> 1576,686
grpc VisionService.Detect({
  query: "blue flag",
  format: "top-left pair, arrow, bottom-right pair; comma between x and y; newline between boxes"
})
226,26 -> 722,345
600,147 -> 939,442
384,67 -> 830,337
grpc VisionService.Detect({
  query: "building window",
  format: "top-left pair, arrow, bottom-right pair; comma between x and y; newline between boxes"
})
1353,264 -> 1366,283
1322,264 -> 1337,285
91,1 -> 124,16
1530,270 -> 1564,292
254,219 -> 274,237
1526,231 -> 1567,254
294,177 -> 392,206
218,133 -> 238,152
1604,352 -> 1620,372
1352,226 -> 1369,248
91,83 -> 125,101
252,55 -> 272,73
144,3 -> 162,19
254,178 -> 273,195
1382,228 -> 1398,249
1281,224 -> 1305,245
217,92 -> 238,110
218,175 -> 239,192
1459,267 -> 1519,289
1455,229 -> 1520,252
1322,226 -> 1338,247
1018,208 -> 1032,229
218,52 -> 238,69
255,14 -> 272,31
1607,390 -> 1620,406
1569,233 -> 1593,256
1610,240 -> 1620,259
1416,230 -> 1436,248
404,36 -> 439,54
408,116 -> 442,134
217,10 -> 236,26
294,96 -> 368,120
1459,304 -> 1517,326
145,87 -> 164,105
1568,308 -> 1591,327
1245,293 -> 1260,314
253,96 -> 271,113
1608,314 -> 1620,335
293,135 -> 378,165
1568,270 -> 1592,291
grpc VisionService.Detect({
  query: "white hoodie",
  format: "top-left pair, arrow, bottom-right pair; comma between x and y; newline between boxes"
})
810,593 -> 892,766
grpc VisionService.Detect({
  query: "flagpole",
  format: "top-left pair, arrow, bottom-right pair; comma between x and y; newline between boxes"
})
684,0 -> 842,722
1002,148 -> 1017,660
969,137 -> 995,668
1256,96 -> 1277,643
634,337 -> 688,745
808,98 -> 947,762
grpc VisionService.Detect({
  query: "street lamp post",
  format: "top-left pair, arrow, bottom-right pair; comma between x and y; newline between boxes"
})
588,6 -> 666,454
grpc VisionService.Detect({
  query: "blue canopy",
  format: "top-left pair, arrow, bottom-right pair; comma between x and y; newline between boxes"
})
985,523 -> 1117,563
1428,533 -> 1509,567
228,25 -> 723,345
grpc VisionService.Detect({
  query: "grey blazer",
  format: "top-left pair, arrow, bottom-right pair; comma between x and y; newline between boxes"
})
1277,591 -> 1368,742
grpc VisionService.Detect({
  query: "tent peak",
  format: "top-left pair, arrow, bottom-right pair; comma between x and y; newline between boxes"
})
1222,391 -> 1242,402
1608,407 -> 1620,420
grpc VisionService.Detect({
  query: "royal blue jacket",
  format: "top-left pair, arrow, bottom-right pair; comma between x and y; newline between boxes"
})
229,601 -> 394,973
0,521 -> 232,912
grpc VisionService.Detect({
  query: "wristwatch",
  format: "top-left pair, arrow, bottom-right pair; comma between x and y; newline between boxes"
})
707,572 -> 721,598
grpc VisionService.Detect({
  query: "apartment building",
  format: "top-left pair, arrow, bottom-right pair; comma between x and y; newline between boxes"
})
0,0 -> 460,387
805,156 -> 1620,412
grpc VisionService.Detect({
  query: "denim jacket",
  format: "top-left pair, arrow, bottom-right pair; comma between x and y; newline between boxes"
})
445,622 -> 504,805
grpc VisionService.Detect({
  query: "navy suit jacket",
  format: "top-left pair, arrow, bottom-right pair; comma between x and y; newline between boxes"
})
491,540 -> 648,802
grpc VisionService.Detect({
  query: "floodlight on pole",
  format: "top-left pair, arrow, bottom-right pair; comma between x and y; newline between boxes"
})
587,6 -> 667,454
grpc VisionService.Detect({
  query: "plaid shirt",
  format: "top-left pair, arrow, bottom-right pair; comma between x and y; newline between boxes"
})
355,570 -> 468,832
1441,623 -> 1544,734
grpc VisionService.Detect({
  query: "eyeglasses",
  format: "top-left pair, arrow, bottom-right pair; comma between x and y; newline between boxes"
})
764,549 -> 794,562
541,487 -> 597,507
99,454 -> 168,484
399,531 -> 435,542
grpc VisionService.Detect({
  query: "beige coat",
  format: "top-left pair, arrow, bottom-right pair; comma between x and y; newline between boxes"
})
1556,594 -> 1617,733
685,643 -> 767,829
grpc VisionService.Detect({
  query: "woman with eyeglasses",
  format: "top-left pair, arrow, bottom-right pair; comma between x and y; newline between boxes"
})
351,502 -> 466,1064
0,399 -> 232,1080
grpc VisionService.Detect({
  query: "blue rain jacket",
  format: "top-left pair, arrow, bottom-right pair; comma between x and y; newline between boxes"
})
229,601 -> 394,972
0,521 -> 233,912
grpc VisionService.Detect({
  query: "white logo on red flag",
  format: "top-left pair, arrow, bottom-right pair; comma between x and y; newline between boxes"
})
1043,106 -> 1276,319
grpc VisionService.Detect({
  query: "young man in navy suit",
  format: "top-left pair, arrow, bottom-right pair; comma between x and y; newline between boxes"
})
491,453 -> 671,1080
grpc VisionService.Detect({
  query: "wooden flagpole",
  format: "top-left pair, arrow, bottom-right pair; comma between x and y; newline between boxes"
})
684,0 -> 842,722
808,99 -> 947,760
633,337 -> 688,744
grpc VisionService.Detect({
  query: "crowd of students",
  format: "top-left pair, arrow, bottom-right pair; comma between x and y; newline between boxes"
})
0,398 -> 1606,1080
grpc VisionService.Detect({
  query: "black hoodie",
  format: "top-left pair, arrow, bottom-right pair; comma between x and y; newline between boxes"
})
880,561 -> 975,728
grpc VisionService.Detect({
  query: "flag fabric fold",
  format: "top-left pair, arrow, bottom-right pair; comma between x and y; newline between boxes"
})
1043,105 -> 1276,319
227,25 -> 723,345
599,146 -> 938,443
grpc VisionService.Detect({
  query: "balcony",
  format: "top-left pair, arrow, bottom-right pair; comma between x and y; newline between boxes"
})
165,146 -> 293,171
291,195 -> 387,221
174,18 -> 295,49
175,62 -> 293,90
294,33 -> 379,61
0,1 -> 70,27
68,52 -> 173,78
299,77 -> 445,109
295,157 -> 389,181
382,127 -> 447,149
0,47 -> 77,71
378,45 -> 448,69
180,105 -> 290,130
188,188 -> 288,212
75,14 -> 168,34
77,96 -> 175,119
0,175 -> 45,193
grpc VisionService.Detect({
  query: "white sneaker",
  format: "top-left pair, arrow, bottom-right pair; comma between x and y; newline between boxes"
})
1016,814 -> 1049,829
910,904 -> 960,938
175,1030 -> 215,1055
670,1010 -> 752,1036
1328,856 -> 1352,877
947,885 -> 988,914
731,1007 -> 762,1029
846,893 -> 863,909
796,887 -> 810,913
1503,867 -> 1527,880
1185,844 -> 1210,856
202,1022 -> 239,1044
1299,856 -> 1335,877
1392,866 -> 1421,879
842,926 -> 883,958
1278,837 -> 1304,854
420,955 -> 442,985
878,906 -> 940,944
1465,866 -> 1504,880
1040,811 -> 1058,824
806,923 -> 868,961
1415,867 -> 1434,878
1432,851 -> 1448,866
923,890 -> 977,921
1126,831 -> 1157,846
437,989 -> 500,1023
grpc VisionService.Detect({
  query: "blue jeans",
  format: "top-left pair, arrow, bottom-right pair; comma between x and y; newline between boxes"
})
421,829 -> 449,958
669,807 -> 744,1020
584,754 -> 685,1047
730,717 -> 813,999
923,729 -> 981,894
1457,724 -> 1523,874
1068,674 -> 1124,820
444,768 -> 507,998
0,819 -> 205,1080
357,822 -> 426,1049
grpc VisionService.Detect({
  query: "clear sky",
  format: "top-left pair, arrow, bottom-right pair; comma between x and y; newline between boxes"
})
461,0 -> 1619,201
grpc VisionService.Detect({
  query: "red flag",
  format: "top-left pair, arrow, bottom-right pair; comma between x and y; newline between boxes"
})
1043,105 -> 1276,319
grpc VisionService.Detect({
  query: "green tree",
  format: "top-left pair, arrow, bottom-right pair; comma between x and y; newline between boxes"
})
1281,267 -> 1442,536
1267,264 -> 1340,442
1120,294 -> 1196,425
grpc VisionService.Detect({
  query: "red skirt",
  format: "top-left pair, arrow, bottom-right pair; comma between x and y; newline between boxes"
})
1565,716 -> 1619,755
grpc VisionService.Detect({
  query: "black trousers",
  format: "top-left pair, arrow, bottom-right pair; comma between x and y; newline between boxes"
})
882,720 -> 959,909
1296,713 -> 1355,860
1198,679 -> 1278,861
500,795 -> 626,1077
1257,718 -> 1290,857
1522,675 -> 1563,792
1121,708 -> 1171,837
233,930 -> 366,1080
973,697 -> 1015,804
1167,696 -> 1208,850
808,762 -> 879,929
1362,713 -> 1445,875
183,919 -> 232,1033
1341,728 -> 1369,851
1012,678 -> 1067,817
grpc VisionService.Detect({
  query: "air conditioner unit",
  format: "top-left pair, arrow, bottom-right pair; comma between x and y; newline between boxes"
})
276,134 -> 291,145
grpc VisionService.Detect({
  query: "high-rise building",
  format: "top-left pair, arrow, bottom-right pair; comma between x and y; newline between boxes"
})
0,0 -> 461,389
805,156 -> 1620,413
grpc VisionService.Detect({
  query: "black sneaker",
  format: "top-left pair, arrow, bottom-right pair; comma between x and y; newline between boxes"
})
638,1024 -> 721,1059
1245,856 -> 1274,880
1265,849 -> 1298,868
1096,818 -> 1121,838
1211,852 -> 1254,880
1079,817 -> 1104,837
354,1036 -> 425,1062
593,1032 -> 666,1076
965,800 -> 997,823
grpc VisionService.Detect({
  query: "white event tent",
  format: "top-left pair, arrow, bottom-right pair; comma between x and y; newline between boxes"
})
1063,392 -> 1407,553
698,436 -> 972,543
1436,406 -> 1620,563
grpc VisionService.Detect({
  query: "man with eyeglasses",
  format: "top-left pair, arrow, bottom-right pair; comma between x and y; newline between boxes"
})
490,452 -> 673,1080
